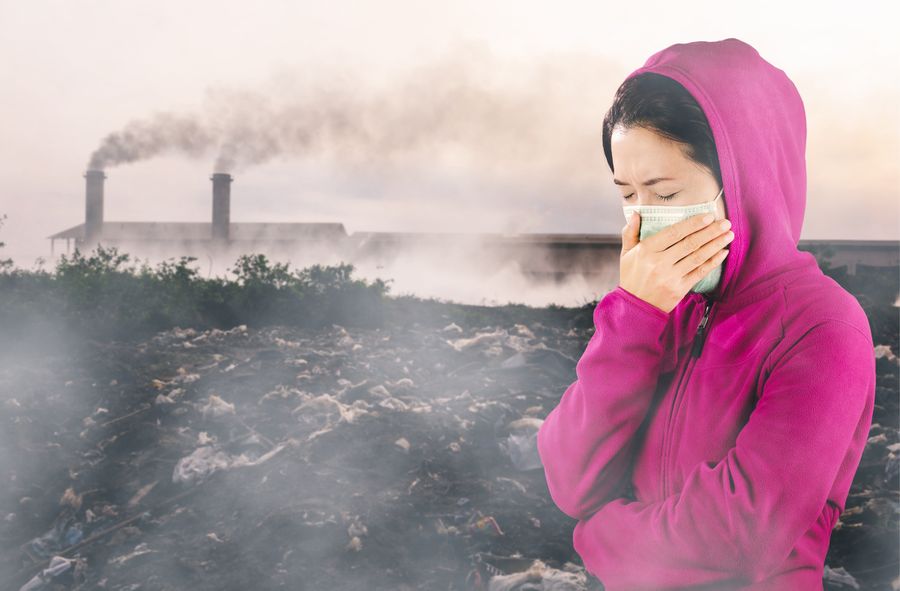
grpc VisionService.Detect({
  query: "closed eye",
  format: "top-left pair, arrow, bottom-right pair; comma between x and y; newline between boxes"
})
623,192 -> 678,201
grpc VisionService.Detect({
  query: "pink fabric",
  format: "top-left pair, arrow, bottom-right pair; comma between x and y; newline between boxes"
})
536,38 -> 876,590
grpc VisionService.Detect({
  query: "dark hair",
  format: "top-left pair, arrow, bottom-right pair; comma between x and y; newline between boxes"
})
602,72 -> 722,188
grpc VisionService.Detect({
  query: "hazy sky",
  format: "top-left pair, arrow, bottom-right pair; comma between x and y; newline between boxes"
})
1,0 -> 898,271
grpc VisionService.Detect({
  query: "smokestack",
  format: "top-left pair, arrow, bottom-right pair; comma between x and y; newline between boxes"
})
211,172 -> 232,243
84,169 -> 106,245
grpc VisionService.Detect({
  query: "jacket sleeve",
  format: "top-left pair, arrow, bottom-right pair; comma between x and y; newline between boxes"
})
571,319 -> 876,589
536,285 -> 670,521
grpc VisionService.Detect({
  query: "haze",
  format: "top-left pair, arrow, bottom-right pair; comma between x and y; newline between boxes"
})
0,0 -> 897,306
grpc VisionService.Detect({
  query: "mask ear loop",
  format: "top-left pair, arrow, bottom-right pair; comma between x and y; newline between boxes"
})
708,187 -> 725,222
712,186 -> 724,204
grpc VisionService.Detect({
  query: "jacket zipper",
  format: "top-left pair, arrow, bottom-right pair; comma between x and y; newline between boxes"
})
690,296 -> 713,358
659,294 -> 715,498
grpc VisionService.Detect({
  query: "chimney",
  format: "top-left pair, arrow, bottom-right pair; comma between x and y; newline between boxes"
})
84,169 -> 106,245
211,172 -> 232,243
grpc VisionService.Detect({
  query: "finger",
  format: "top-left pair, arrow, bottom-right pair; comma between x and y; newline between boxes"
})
620,212 -> 641,254
673,227 -> 735,278
681,247 -> 729,288
666,219 -> 732,268
644,212 -> 717,253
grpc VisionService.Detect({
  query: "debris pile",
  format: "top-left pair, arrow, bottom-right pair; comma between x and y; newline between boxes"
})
0,301 -> 896,590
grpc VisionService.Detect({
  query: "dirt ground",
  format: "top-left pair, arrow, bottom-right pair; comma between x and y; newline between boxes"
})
1,285 -> 897,590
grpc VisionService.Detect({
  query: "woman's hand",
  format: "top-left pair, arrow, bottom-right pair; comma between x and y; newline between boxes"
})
619,212 -> 734,314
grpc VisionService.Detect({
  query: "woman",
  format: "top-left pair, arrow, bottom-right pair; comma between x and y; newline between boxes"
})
536,38 -> 876,590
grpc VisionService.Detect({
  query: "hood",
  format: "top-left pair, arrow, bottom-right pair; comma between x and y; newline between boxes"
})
623,38 -> 820,308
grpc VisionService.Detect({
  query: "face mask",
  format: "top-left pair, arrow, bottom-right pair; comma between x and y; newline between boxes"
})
622,186 -> 725,294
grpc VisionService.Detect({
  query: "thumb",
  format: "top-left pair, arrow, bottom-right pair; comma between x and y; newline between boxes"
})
621,212 -> 641,253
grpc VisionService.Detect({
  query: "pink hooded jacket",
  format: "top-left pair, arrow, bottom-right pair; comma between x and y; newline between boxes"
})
536,38 -> 876,590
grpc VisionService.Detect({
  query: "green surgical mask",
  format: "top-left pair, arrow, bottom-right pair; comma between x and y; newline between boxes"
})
622,187 -> 725,294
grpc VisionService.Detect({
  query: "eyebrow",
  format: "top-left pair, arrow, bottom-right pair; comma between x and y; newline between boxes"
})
613,176 -> 675,187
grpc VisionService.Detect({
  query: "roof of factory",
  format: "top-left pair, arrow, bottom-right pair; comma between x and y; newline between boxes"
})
47,222 -> 349,241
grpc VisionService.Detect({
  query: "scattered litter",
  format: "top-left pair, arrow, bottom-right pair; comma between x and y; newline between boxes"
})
173,367 -> 202,384
346,517 -> 368,538
378,397 -> 410,411
389,377 -> 416,392
3,306 -> 892,589
198,394 -> 236,418
126,481 -> 158,508
485,558 -> 588,591
511,324 -> 536,340
494,477 -> 528,495
467,513 -> 504,536
823,564 -> 860,589
291,393 -> 371,431
346,536 -> 363,551
172,443 -> 287,484
110,542 -> 155,566
368,384 -> 391,398
25,513 -> 85,559
874,344 -> 898,364
499,348 -> 577,381
197,431 -> 217,445
59,487 -> 82,510
886,444 -> 900,485
868,433 -> 888,446
500,417 -> 544,471
448,328 -> 512,355
18,555 -> 85,591
259,384 -> 302,403
155,388 -> 184,405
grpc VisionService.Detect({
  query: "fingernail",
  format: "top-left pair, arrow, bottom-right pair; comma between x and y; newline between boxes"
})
702,214 -> 714,224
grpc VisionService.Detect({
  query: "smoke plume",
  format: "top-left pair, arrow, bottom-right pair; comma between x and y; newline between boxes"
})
86,44 -> 619,193
88,113 -> 215,170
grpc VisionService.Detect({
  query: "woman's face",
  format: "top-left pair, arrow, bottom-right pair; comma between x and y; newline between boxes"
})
610,124 -> 727,220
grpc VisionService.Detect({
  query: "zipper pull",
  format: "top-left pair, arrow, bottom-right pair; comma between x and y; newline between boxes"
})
691,297 -> 713,358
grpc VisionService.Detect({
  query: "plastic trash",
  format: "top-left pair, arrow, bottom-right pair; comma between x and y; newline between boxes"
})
499,417 -> 544,471
26,513 -> 83,559
467,512 -> 504,536
503,433 -> 541,471
109,542 -> 155,566
874,344 -> 898,364
18,555 -> 81,591
886,446 -> 900,486
441,322 -> 464,334
172,442 -> 287,484
485,558 -> 588,591
498,347 -> 578,383
198,394 -> 236,418
822,564 -> 860,589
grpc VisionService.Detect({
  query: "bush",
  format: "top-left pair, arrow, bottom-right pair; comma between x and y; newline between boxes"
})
0,242 -> 391,347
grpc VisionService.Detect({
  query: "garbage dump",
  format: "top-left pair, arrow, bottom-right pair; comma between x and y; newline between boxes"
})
0,301 -> 896,590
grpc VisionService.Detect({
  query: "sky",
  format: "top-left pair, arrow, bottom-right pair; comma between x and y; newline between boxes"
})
0,0 -> 898,304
